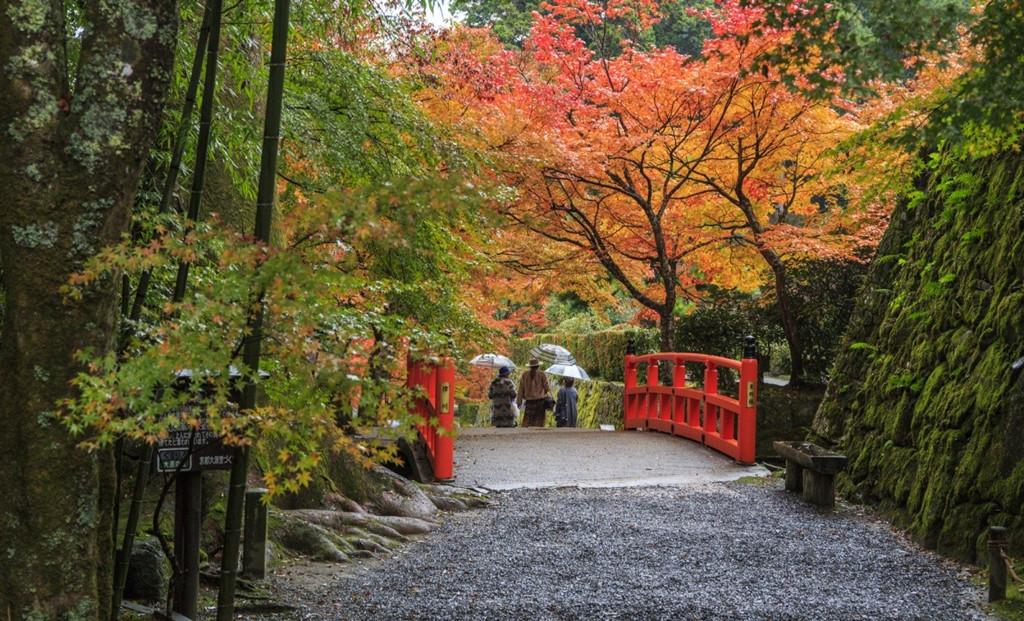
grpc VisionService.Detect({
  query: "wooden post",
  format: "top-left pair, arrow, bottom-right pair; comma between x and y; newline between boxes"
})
242,488 -> 269,579
989,526 -> 1008,602
173,472 -> 202,620
785,460 -> 803,493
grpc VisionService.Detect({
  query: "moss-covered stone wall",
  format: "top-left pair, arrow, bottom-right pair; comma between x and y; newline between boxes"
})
813,150 -> 1024,563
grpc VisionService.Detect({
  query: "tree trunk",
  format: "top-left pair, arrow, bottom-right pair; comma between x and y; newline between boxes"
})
658,310 -> 674,353
0,2 -> 178,619
761,248 -> 805,386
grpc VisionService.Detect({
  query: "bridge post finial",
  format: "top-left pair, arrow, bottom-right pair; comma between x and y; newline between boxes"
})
743,335 -> 757,359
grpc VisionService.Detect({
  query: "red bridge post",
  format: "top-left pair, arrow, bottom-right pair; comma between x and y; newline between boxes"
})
672,357 -> 686,429
738,336 -> 758,465
406,354 -> 455,481
703,361 -> 718,438
433,358 -> 456,481
645,358 -> 660,424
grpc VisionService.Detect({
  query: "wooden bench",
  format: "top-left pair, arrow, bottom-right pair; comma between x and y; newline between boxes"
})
773,441 -> 848,508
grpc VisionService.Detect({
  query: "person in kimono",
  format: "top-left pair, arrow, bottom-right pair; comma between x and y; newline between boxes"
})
516,358 -> 551,427
488,366 -> 517,427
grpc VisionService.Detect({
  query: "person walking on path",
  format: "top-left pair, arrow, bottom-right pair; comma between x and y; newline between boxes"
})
488,366 -> 518,428
554,377 -> 578,428
516,358 -> 550,427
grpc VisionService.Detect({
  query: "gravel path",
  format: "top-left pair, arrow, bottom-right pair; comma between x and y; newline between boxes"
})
454,428 -> 766,489
257,480 -> 990,621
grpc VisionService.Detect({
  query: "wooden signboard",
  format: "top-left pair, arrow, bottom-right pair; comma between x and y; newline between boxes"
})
155,406 -> 235,473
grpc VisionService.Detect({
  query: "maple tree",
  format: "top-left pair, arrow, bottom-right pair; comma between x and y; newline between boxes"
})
412,1 -> 880,382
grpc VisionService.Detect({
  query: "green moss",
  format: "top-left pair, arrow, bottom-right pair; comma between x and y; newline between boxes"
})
118,2 -> 159,39
6,0 -> 50,34
70,199 -> 112,259
11,221 -> 58,248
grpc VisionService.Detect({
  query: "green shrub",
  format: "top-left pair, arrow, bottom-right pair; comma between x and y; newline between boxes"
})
763,258 -> 868,384
674,287 -> 779,360
509,327 -> 658,381
675,265 -> 865,385
455,400 -> 488,426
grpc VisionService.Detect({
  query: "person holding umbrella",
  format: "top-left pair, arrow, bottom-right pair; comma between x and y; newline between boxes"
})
516,357 -> 551,427
487,366 -> 518,427
554,378 -> 578,427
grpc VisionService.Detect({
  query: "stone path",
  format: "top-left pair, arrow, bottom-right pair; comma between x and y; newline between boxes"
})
452,427 -> 767,490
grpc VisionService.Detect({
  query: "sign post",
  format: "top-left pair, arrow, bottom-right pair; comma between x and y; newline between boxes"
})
172,471 -> 202,620
157,409 -> 234,620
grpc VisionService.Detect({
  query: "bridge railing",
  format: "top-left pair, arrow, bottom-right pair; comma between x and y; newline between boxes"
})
406,356 -> 455,480
624,337 -> 758,465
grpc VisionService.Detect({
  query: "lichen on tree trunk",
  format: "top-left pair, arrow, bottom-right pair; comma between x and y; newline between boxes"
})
0,1 -> 178,618
813,149 -> 1024,563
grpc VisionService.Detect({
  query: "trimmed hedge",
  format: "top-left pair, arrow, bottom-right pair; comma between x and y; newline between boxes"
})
510,327 -> 658,381
576,379 -> 625,429
459,382 -> 624,429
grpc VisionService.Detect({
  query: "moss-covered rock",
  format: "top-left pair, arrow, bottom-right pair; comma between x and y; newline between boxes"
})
813,150 -> 1024,563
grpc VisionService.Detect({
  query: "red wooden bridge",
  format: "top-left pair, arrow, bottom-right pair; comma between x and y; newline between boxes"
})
408,339 -> 760,482
624,338 -> 759,465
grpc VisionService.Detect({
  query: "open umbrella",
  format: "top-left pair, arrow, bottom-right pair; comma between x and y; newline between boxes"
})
469,353 -> 517,369
529,343 -> 576,365
544,363 -> 590,381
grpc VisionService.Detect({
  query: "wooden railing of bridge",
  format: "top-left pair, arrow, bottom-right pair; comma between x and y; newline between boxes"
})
624,338 -> 758,465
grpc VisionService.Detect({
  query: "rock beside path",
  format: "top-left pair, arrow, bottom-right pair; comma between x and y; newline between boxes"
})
253,480 -> 991,620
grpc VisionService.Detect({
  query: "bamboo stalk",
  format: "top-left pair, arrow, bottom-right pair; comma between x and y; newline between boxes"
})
110,5 -> 218,619
126,2 -> 215,326
172,0 -> 225,303
217,1 -> 290,618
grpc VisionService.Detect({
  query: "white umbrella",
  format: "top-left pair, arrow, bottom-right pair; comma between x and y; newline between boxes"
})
469,353 -> 517,369
544,363 -> 590,381
529,343 -> 576,365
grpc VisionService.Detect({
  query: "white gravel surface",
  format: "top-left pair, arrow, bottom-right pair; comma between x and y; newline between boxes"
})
258,481 -> 991,621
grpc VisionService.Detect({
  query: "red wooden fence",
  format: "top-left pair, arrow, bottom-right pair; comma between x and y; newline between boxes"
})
624,341 -> 758,465
406,356 -> 455,480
